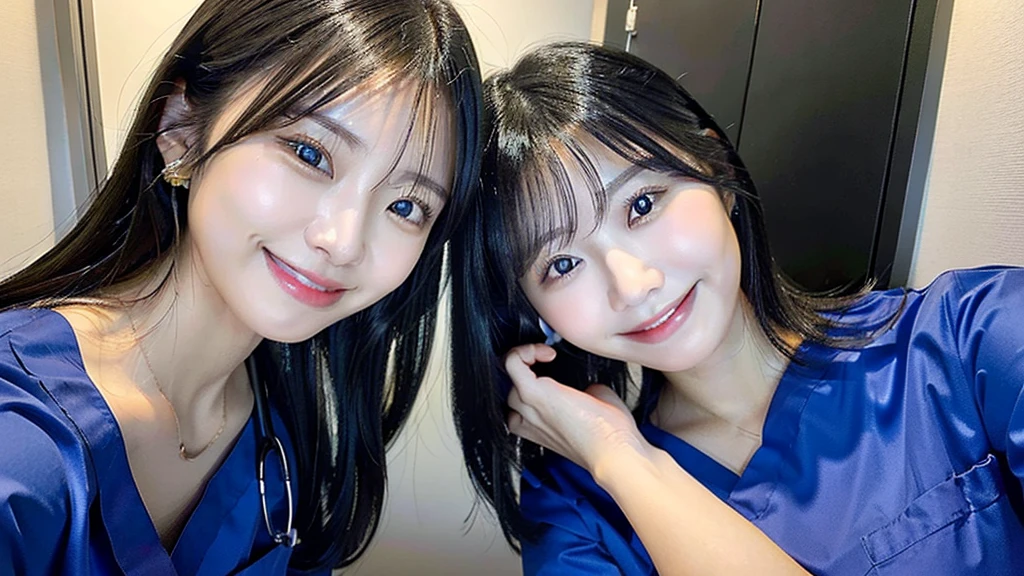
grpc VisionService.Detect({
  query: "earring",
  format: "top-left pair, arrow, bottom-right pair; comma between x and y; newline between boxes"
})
161,158 -> 191,189
538,317 -> 562,346
731,201 -> 740,220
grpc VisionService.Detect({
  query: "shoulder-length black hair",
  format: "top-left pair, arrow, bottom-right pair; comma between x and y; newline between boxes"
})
449,41 -> 889,550
0,0 -> 481,570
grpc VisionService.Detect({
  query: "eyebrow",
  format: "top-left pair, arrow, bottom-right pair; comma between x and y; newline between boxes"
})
392,169 -> 450,202
602,164 -> 645,197
287,110 -> 365,150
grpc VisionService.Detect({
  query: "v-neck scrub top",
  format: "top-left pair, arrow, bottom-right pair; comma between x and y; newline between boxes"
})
0,308 -> 328,575
520,266 -> 1024,575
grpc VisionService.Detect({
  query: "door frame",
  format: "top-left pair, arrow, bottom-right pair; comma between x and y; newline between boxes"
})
50,0 -> 106,224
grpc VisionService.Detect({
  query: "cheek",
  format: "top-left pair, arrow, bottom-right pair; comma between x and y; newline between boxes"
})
528,285 -> 606,342
189,144 -> 314,241
660,193 -> 740,280
365,227 -> 430,292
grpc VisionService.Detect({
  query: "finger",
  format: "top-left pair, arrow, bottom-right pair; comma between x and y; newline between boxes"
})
506,409 -> 524,433
508,387 -> 545,428
504,350 -> 548,395
507,386 -> 526,413
533,344 -> 557,363
505,345 -> 561,397
504,344 -> 557,371
506,411 -> 549,449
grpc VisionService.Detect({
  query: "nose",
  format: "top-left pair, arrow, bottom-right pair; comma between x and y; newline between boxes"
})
304,204 -> 366,267
605,248 -> 663,311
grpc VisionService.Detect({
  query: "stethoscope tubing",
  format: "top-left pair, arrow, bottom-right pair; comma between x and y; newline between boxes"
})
246,355 -> 297,548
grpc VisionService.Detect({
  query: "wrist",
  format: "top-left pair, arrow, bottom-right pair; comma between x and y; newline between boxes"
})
591,442 -> 667,494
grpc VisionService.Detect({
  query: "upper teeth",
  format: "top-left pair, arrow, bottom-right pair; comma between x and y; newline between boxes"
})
273,255 -> 331,292
643,304 -> 678,331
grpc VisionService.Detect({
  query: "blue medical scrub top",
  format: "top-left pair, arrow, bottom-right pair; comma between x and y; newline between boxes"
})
0,308 -> 328,575
520,267 -> 1024,575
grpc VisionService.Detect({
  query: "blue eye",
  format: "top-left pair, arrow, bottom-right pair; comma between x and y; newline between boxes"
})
626,188 -> 666,226
547,257 -> 579,278
283,138 -> 330,175
391,199 -> 414,218
294,143 -> 322,167
632,194 -> 653,216
388,198 -> 431,226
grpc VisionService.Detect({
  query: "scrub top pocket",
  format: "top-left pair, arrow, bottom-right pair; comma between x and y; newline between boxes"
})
862,454 -> 1024,575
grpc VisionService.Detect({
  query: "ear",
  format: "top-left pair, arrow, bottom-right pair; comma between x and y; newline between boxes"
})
699,127 -> 720,139
699,126 -> 740,182
724,191 -> 738,214
156,80 -> 193,167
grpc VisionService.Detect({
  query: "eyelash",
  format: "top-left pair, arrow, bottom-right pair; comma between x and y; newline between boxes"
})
623,185 -> 667,227
388,190 -> 436,228
280,135 -> 333,177
539,255 -> 581,285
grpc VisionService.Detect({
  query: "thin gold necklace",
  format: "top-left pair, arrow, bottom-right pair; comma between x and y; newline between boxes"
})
128,314 -> 227,461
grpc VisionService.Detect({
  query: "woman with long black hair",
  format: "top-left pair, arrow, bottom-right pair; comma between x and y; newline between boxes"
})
0,1 -> 481,573
450,41 -> 1023,575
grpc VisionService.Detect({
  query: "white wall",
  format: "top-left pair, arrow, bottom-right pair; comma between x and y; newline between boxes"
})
0,0 -> 56,276
88,2 -> 596,575
92,1 -> 201,169
908,2 -> 1024,287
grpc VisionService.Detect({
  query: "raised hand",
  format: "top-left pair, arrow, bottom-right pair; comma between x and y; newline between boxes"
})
504,343 -> 651,475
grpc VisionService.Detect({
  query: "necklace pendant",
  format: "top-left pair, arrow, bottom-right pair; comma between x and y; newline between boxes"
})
179,442 -> 197,462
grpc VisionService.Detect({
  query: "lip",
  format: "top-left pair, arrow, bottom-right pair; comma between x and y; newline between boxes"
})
263,249 -> 349,308
619,284 -> 698,344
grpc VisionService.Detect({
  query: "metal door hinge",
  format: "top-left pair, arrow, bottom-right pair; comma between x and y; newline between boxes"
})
625,1 -> 638,51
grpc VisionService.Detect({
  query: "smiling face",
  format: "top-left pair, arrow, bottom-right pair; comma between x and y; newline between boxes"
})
518,138 -> 745,372
179,77 -> 454,343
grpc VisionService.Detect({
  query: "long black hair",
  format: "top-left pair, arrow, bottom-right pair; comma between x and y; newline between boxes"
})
0,0 -> 481,570
449,41 -> 891,550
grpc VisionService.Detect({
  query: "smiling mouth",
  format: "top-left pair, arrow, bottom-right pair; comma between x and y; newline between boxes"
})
268,254 -> 333,292
640,303 -> 679,331
620,283 -> 697,339
264,249 -> 347,293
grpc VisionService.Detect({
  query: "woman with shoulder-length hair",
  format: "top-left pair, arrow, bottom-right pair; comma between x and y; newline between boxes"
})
0,0 -> 481,573
450,41 -> 1024,575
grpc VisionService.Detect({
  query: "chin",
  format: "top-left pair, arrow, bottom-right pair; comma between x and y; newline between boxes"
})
637,356 -> 702,373
628,336 -> 718,373
239,308 -> 333,344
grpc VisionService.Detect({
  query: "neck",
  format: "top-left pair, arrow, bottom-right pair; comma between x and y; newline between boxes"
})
656,298 -> 794,432
108,236 -> 261,414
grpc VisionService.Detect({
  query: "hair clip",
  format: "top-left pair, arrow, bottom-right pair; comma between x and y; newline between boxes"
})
161,158 -> 191,189
538,317 -> 562,346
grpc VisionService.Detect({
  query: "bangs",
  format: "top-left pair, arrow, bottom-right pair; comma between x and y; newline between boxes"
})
204,37 -> 443,164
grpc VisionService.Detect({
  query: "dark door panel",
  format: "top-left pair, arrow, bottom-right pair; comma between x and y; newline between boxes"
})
739,1 -> 914,290
627,0 -> 758,143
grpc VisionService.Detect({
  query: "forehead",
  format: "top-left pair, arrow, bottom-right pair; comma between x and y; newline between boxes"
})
317,76 -> 454,139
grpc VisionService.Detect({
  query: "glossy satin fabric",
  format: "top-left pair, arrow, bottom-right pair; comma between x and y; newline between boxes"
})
521,266 -> 1024,575
0,308 -> 327,575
